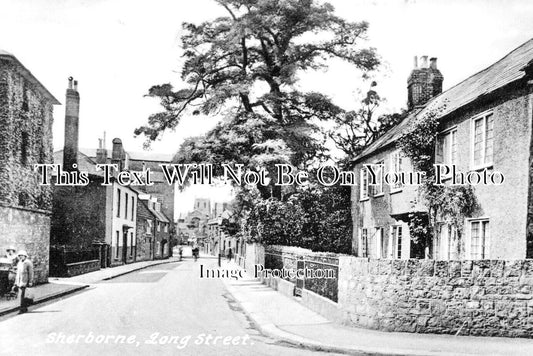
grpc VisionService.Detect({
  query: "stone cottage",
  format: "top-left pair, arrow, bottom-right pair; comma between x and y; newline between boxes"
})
351,38 -> 533,260
135,193 -> 172,261
0,50 -> 60,283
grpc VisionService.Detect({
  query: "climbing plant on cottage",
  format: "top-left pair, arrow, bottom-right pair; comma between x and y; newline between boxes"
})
396,104 -> 478,258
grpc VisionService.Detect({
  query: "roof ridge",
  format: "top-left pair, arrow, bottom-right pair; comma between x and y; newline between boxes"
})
424,37 -> 533,107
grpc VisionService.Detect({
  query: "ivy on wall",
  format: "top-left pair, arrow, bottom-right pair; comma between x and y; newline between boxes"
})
0,61 -> 54,211
397,104 -> 478,257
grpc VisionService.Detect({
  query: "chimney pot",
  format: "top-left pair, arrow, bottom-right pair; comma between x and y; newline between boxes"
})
430,57 -> 438,70
112,137 -> 125,171
407,55 -> 443,109
413,56 -> 418,69
63,76 -> 80,171
420,55 -> 429,68
73,80 -> 78,91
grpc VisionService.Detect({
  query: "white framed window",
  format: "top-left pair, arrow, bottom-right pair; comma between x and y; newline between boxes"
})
359,228 -> 368,257
116,189 -> 121,218
360,168 -> 369,200
375,227 -> 385,258
390,151 -> 403,192
146,219 -> 153,234
471,111 -> 494,169
390,225 -> 403,259
125,193 -> 129,220
436,127 -> 457,166
468,219 -> 489,260
164,224 -> 168,233
157,221 -> 161,232
370,162 -> 384,196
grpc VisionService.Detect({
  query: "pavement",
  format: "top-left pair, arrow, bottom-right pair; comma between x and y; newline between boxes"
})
220,260 -> 533,356
0,255 -> 182,316
0,257 -> 340,356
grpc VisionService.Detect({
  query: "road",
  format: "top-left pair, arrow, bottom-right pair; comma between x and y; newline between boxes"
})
0,258 -> 339,356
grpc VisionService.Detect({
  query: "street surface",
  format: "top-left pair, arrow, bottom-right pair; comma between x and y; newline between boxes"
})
0,257 -> 340,356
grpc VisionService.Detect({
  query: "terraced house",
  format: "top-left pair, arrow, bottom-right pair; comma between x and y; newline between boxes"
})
351,38 -> 533,261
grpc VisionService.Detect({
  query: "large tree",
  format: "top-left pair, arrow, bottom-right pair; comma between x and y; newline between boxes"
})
329,83 -> 405,159
135,0 -> 379,198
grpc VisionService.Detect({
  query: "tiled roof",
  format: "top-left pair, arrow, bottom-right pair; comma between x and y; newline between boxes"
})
0,50 -> 60,105
354,38 -> 533,163
139,198 -> 170,223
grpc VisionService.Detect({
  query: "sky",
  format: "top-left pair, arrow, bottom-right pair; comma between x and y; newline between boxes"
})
1,0 -> 532,215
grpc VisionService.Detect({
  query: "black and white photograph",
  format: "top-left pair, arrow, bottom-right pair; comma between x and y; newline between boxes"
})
1,0 -> 533,355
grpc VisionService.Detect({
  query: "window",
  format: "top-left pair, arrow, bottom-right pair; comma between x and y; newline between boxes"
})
436,128 -> 457,166
157,221 -> 161,232
146,220 -> 153,234
375,227 -> 385,258
359,228 -> 368,257
164,224 -> 168,233
115,231 -> 120,258
370,162 -> 384,196
125,193 -> 129,219
472,112 -> 494,168
131,196 -> 135,221
470,219 -> 489,259
390,226 -> 402,259
390,151 -> 403,191
116,189 -> 121,218
360,168 -> 369,200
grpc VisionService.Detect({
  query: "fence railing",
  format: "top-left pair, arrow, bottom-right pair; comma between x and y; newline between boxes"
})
264,248 -> 339,302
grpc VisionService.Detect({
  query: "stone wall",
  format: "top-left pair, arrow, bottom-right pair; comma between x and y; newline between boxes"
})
65,260 -> 100,277
339,257 -> 533,337
245,243 -> 533,337
0,205 -> 50,284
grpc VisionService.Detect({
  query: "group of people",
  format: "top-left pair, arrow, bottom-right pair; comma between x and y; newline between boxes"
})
1,246 -> 34,313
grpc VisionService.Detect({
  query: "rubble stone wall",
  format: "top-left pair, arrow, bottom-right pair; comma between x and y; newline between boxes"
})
339,257 -> 533,337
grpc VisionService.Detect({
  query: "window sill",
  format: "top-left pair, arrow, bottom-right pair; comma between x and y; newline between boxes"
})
373,193 -> 385,198
390,188 -> 403,195
470,164 -> 493,172
359,197 -> 369,202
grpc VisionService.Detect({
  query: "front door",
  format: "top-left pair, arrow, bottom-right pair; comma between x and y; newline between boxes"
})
122,228 -> 128,263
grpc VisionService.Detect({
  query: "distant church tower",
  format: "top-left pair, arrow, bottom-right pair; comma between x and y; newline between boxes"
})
194,198 -> 211,216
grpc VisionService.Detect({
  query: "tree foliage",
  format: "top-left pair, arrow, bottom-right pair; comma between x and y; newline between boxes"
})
136,0 -> 379,198
329,83 -> 404,158
242,183 -> 352,254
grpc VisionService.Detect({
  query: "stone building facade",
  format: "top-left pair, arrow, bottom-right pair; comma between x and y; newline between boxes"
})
352,38 -> 533,260
0,50 -> 60,283
52,79 -> 139,269
135,194 -> 171,261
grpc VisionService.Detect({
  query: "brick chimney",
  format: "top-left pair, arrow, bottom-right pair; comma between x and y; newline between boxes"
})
96,132 -> 108,164
407,56 -> 443,109
63,77 -> 80,171
111,138 -> 125,171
